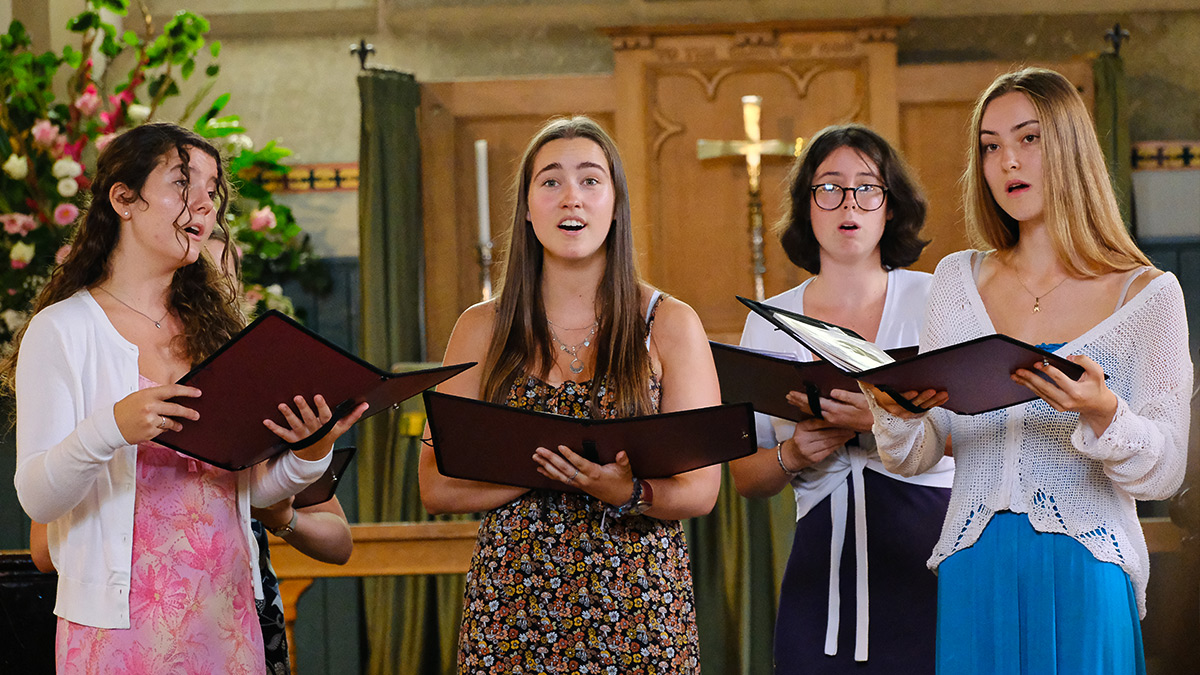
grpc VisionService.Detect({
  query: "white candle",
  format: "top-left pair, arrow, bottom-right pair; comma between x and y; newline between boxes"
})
474,139 -> 491,247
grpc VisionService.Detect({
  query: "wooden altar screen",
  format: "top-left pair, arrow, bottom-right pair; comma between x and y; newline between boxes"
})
604,20 -> 905,343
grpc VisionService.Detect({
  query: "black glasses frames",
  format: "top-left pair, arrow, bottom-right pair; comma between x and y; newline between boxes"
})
810,183 -> 889,211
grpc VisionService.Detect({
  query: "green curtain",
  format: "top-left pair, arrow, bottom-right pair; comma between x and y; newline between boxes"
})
686,467 -> 796,673
356,67 -> 466,675
1093,52 -> 1133,232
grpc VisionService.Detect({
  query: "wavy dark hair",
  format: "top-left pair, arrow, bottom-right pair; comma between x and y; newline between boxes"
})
777,123 -> 929,274
0,122 -> 243,396
481,116 -> 653,418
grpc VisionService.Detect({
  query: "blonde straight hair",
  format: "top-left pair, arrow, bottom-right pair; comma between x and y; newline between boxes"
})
962,67 -> 1150,276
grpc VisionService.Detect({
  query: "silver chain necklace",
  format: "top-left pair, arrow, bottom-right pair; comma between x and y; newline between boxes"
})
547,318 -> 598,375
95,286 -> 169,329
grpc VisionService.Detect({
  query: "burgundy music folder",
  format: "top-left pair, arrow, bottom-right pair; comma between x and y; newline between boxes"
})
425,391 -> 757,493
293,446 -> 356,509
711,341 -> 918,422
738,296 -> 1086,416
155,311 -> 473,471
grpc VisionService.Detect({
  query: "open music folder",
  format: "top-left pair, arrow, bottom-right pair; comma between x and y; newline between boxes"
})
711,341 -> 918,421
155,311 -> 473,471
425,390 -> 757,492
737,296 -> 1086,416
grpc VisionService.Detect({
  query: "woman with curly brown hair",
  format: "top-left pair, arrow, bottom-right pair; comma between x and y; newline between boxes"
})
5,122 -> 364,673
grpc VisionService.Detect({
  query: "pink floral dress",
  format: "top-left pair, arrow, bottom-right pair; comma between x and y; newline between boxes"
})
55,376 -> 265,675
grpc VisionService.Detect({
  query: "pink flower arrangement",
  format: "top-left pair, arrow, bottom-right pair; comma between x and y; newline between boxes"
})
243,286 -> 264,304
53,203 -> 80,226
74,84 -> 101,117
30,120 -> 60,149
1,213 -> 38,236
94,133 -> 117,152
248,206 -> 276,232
55,245 -> 73,265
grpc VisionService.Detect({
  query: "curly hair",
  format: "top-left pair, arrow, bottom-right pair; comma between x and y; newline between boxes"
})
776,124 -> 929,274
0,122 -> 244,397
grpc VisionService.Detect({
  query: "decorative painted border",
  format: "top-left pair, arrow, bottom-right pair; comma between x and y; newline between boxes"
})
241,163 -> 359,192
1132,142 -> 1200,171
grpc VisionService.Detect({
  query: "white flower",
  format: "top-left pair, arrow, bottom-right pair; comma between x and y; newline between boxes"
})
127,104 -> 151,123
1,309 -> 27,333
3,154 -> 28,180
227,134 -> 254,152
51,158 -> 82,179
57,178 -> 79,198
10,241 -> 35,265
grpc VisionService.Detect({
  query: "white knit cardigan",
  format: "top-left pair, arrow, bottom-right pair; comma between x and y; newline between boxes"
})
869,250 -> 1192,618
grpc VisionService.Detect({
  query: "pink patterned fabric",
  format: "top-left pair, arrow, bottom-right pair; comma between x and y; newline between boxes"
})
55,376 -> 265,675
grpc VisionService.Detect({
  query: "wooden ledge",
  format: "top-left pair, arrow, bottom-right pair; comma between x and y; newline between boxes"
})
268,520 -> 479,579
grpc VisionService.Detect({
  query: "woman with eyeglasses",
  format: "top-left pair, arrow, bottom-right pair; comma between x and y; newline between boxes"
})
730,124 -> 953,674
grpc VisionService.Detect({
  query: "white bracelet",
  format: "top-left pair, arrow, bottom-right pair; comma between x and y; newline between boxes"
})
776,441 -> 800,477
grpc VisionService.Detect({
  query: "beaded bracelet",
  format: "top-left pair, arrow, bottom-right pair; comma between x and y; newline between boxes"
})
776,441 -> 801,477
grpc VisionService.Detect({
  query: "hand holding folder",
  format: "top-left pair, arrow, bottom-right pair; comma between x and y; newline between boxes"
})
425,391 -> 757,492
737,296 -> 1087,416
155,311 -> 473,470
711,341 -> 918,422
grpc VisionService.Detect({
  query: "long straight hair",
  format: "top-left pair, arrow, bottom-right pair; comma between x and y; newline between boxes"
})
0,123 -> 243,396
481,116 -> 653,418
963,67 -> 1150,275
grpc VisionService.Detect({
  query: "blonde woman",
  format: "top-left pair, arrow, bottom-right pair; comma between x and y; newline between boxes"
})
866,68 -> 1191,673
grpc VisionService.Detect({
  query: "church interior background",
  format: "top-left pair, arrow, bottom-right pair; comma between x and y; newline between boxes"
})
2,1 -> 1199,673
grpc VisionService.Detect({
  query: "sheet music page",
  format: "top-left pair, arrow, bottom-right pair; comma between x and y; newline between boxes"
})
774,314 -> 895,372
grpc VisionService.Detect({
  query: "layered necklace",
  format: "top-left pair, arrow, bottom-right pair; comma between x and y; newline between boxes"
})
547,318 -> 598,375
95,286 -> 169,329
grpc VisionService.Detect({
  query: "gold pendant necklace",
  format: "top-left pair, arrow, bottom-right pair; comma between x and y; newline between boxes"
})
1012,267 -> 1069,314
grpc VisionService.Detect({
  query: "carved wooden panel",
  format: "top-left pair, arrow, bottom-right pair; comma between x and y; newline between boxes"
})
419,77 -> 616,358
896,61 -> 1094,274
608,22 -> 903,342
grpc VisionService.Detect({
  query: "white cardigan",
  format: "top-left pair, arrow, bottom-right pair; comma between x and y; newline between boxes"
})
869,251 -> 1192,617
14,289 -> 330,629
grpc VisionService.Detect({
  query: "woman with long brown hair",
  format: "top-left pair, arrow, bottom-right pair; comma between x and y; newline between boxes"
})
866,68 -> 1191,673
419,116 -> 721,672
6,122 -> 364,673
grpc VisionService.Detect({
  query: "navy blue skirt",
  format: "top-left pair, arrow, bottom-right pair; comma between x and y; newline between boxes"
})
774,470 -> 950,674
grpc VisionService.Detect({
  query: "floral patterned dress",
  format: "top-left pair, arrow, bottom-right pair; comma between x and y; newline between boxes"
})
55,376 -> 265,675
458,301 -> 701,674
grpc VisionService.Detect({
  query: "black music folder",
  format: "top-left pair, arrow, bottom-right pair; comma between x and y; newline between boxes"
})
293,446 -> 356,509
737,296 -> 1086,416
156,311 -> 473,471
711,341 -> 918,422
425,390 -> 757,493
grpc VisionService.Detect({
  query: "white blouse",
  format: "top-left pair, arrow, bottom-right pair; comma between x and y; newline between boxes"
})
739,267 -> 954,661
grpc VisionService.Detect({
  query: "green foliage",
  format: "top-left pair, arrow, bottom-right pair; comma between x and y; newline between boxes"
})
0,1 -> 327,342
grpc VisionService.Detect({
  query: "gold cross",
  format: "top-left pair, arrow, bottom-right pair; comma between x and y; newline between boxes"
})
697,96 -> 803,300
